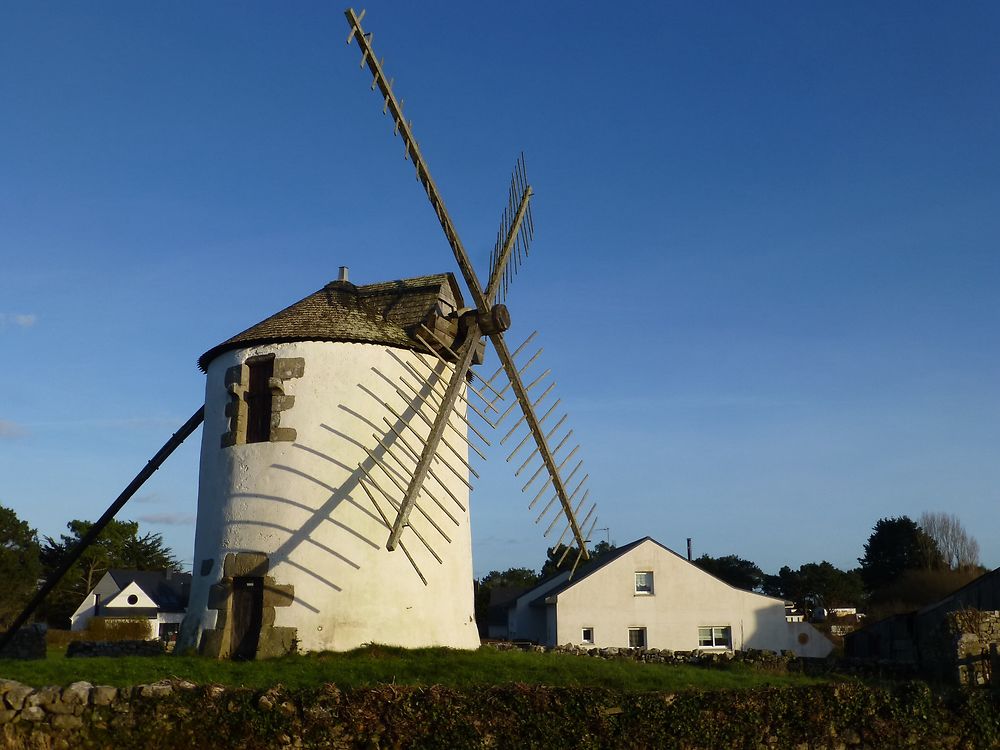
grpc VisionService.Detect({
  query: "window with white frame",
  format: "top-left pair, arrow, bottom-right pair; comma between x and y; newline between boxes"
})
634,571 -> 654,595
581,627 -> 594,644
628,627 -> 647,648
698,625 -> 732,648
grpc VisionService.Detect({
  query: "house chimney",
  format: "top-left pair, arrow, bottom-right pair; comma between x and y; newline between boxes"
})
338,266 -> 349,282
687,538 -> 692,561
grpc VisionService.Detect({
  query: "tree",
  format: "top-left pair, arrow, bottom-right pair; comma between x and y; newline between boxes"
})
918,511 -> 981,570
761,561 -> 863,613
540,540 -> 616,578
38,519 -> 180,628
858,516 -> 944,595
693,554 -> 764,592
474,567 -> 540,631
0,505 -> 41,629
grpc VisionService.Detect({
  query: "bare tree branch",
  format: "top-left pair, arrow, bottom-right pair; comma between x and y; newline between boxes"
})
919,511 -> 981,570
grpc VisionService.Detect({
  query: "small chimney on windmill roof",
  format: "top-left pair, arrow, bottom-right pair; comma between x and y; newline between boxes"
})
338,266 -> 349,282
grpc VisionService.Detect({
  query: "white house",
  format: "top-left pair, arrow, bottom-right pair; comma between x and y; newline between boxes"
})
507,538 -> 833,658
70,569 -> 191,639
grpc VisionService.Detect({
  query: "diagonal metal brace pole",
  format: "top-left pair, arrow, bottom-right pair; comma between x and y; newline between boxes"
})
387,324 -> 480,551
0,406 -> 205,653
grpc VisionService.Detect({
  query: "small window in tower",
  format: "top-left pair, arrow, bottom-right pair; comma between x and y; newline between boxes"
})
245,356 -> 275,444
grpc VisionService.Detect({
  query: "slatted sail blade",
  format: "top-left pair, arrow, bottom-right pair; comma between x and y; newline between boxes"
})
486,154 -> 534,305
350,338 -> 498,582
344,10 -> 598,579
345,7 -> 489,312
387,326 -> 479,551
486,329 -> 598,567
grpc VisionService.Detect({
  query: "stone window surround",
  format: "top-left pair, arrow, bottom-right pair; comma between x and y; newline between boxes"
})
221,355 -> 304,448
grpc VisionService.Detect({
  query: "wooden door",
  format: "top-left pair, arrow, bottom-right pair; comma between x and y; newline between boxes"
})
231,577 -> 263,660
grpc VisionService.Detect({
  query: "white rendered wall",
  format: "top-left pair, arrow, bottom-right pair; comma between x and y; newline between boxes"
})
183,341 -> 479,652
532,540 -> 833,657
69,572 -> 119,631
507,572 -> 568,642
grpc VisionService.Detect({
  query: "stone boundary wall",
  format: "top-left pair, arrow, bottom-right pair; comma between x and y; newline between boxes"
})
0,627 -> 45,660
916,609 -> 1000,687
65,640 -> 166,658
948,610 -> 999,687
0,678 -> 998,749
491,641 -> 807,668
486,642 -> 922,681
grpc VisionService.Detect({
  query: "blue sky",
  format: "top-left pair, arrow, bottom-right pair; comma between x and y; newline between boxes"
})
2,2 -> 998,579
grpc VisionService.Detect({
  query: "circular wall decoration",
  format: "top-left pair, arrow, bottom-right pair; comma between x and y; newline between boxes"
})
127,594 -> 139,605
797,632 -> 809,645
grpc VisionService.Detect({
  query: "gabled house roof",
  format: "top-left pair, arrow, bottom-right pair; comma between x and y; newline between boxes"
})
528,537 -> 653,605
105,570 -> 191,613
521,536 -> 787,608
198,273 -> 465,371
916,565 -> 1000,617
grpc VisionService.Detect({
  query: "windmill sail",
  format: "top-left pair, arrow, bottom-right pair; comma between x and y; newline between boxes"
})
346,8 -> 598,573
487,154 -> 534,305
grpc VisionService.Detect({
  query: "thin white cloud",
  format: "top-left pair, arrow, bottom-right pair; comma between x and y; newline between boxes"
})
0,313 -> 38,329
138,512 -> 196,526
27,416 -> 189,431
0,420 -> 28,438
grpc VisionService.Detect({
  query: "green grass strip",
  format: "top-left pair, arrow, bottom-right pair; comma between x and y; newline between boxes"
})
1,644 -> 827,691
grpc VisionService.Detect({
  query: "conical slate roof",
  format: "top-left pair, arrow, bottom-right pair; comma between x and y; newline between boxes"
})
198,273 -> 464,372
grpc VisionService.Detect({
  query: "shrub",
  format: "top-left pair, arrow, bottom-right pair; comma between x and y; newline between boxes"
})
45,628 -> 88,648
86,617 -> 152,641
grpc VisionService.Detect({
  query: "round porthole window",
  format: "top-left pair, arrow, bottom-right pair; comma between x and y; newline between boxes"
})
127,594 -> 139,605
797,632 -> 809,645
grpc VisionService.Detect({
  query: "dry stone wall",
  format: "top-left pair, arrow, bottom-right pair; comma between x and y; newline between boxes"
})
65,640 -> 166,658
917,609 -> 1000,687
0,678 -> 998,749
0,627 -> 44,660
949,610 -> 1000,687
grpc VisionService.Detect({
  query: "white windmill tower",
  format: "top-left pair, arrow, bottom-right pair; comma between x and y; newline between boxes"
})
176,271 -> 488,657
0,8 -> 599,659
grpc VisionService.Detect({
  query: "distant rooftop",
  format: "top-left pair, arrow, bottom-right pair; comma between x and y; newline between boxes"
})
107,569 -> 191,612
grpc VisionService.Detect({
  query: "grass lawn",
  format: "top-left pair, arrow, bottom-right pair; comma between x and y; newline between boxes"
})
0,645 -> 829,692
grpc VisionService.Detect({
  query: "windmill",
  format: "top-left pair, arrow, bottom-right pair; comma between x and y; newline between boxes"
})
341,7 -> 598,582
0,8 -> 598,659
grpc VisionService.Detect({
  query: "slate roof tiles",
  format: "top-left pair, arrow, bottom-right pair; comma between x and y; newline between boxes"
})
199,273 -> 464,371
